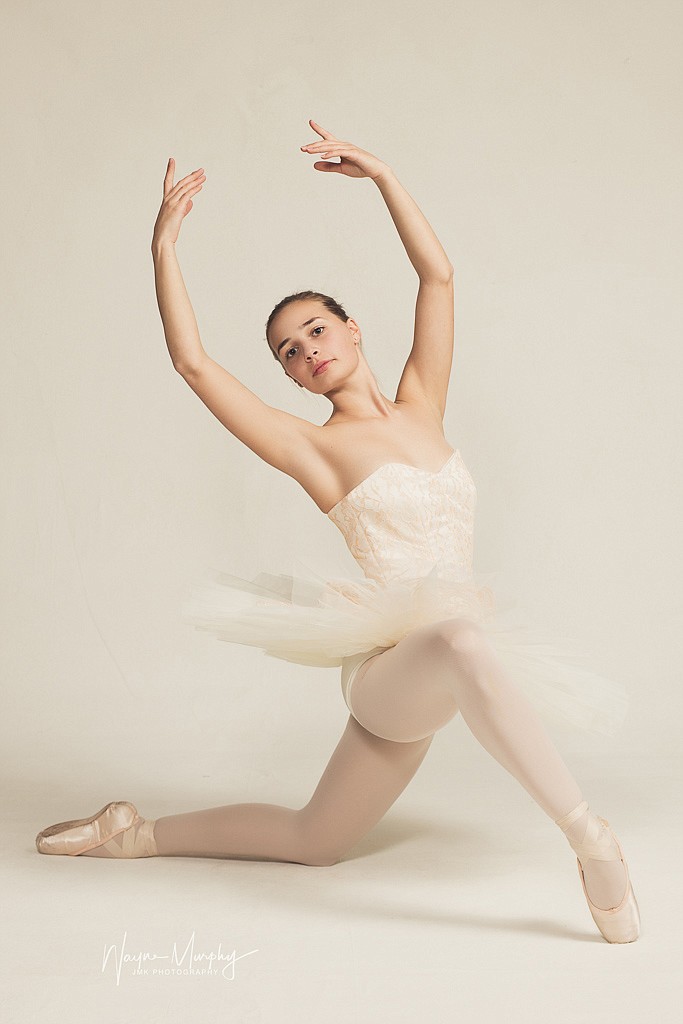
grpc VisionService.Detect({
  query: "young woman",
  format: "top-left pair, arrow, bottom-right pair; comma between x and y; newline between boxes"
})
36,120 -> 639,943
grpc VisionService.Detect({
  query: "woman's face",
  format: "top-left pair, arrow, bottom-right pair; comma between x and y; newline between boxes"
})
269,300 -> 361,392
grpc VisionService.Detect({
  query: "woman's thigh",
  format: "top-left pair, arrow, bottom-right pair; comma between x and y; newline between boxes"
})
348,620 -> 463,743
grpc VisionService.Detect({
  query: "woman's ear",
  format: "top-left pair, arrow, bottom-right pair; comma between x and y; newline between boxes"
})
346,317 -> 361,342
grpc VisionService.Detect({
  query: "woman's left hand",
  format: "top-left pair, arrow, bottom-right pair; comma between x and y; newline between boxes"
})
300,119 -> 390,181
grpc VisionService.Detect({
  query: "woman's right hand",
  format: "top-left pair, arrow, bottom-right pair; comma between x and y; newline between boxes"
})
152,158 -> 206,249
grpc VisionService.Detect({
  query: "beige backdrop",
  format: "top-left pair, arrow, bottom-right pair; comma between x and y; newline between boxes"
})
2,0 -> 681,1019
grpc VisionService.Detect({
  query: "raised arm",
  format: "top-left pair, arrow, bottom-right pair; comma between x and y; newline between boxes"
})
151,159 -> 318,478
372,170 -> 454,284
301,121 -> 454,420
374,170 -> 454,420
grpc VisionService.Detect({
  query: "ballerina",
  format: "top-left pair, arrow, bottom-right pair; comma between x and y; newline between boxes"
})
36,119 -> 639,944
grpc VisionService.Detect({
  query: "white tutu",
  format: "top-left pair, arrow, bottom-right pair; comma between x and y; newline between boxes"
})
182,556 -> 630,738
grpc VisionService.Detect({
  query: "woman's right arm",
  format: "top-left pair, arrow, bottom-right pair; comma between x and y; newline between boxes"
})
151,159 -> 320,482
151,238 -> 206,374
151,159 -> 207,374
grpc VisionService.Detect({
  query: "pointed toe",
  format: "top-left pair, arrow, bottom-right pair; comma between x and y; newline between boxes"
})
575,819 -> 641,943
556,802 -> 641,944
577,853 -> 641,943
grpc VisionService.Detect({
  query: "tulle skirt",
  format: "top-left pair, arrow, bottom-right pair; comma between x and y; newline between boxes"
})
181,558 -> 630,738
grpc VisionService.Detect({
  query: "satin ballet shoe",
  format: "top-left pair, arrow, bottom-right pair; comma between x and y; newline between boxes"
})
35,800 -> 157,857
555,799 -> 640,943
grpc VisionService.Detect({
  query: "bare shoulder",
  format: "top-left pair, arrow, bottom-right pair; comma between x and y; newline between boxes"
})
292,396 -> 448,514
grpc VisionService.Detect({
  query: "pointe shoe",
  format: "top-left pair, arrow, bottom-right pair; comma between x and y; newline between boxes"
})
555,800 -> 640,943
35,801 -> 157,857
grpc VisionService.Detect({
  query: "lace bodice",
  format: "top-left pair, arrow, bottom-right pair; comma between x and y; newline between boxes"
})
326,449 -> 476,585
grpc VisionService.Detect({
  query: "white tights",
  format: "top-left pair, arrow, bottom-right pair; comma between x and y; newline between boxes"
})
145,618 -> 626,910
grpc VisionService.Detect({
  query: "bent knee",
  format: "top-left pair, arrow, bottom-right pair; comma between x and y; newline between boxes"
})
431,617 -> 487,657
297,846 -> 343,868
303,852 -> 342,867
294,815 -> 345,867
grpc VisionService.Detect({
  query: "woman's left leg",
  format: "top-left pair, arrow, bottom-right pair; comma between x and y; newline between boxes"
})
348,617 -> 629,912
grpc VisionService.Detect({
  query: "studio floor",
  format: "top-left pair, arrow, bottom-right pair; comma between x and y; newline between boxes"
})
2,745 -> 679,1023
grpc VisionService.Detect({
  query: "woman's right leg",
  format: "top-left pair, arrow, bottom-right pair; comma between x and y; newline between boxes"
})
152,714 -> 434,865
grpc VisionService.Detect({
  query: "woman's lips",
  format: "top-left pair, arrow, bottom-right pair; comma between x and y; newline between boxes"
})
313,360 -> 332,376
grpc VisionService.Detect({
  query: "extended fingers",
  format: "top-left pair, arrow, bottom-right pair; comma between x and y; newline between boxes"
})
168,167 -> 206,201
301,142 -> 346,156
164,158 -> 204,196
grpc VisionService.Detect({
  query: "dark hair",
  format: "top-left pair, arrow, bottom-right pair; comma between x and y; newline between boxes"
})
265,290 -> 362,363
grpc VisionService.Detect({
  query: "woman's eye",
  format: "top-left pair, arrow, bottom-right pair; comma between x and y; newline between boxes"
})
285,326 -> 324,359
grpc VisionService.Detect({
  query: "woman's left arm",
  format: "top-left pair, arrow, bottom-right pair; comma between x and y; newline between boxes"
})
301,119 -> 453,284
302,120 -> 454,418
371,168 -> 456,417
372,168 -> 454,284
